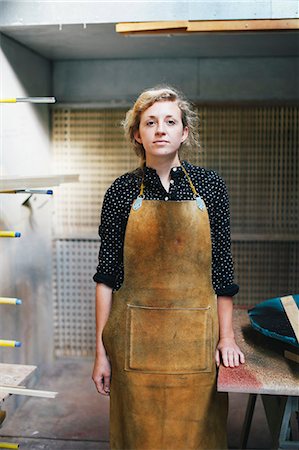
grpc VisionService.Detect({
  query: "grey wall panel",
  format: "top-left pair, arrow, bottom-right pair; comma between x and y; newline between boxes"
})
53,57 -> 299,103
53,59 -> 200,103
199,58 -> 299,102
2,1 -> 297,27
189,1 -> 272,20
272,0 -> 299,19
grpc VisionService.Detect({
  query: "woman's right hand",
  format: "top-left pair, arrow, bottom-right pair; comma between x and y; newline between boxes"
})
92,353 -> 111,396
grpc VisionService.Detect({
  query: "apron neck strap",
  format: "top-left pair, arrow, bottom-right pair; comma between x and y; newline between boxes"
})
133,164 -> 205,211
138,164 -> 199,198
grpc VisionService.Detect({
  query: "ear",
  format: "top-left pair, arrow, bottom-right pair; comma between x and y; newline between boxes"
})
134,130 -> 142,144
181,126 -> 189,143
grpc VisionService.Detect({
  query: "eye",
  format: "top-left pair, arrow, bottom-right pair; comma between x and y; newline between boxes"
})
167,119 -> 176,125
146,120 -> 155,126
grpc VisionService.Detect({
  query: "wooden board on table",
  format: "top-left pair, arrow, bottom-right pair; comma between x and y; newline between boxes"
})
281,296 -> 299,343
0,363 -> 36,401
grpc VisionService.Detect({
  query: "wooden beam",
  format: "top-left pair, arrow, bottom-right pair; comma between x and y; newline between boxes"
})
281,295 -> 299,343
0,385 -> 57,399
284,350 -> 299,364
187,19 -> 299,32
116,19 -> 299,34
116,21 -> 188,34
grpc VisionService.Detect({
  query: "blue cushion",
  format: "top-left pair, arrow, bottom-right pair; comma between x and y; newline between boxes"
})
248,295 -> 299,348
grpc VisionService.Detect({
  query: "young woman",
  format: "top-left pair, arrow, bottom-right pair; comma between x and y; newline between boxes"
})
92,86 -> 245,449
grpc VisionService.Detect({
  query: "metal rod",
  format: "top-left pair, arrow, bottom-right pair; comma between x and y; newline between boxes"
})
0,298 -> 22,305
0,443 -> 19,449
0,231 -> 21,238
2,189 -> 53,195
0,97 -> 56,104
0,340 -> 22,348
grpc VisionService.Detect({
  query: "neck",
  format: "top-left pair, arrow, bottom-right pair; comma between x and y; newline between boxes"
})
145,154 -> 181,192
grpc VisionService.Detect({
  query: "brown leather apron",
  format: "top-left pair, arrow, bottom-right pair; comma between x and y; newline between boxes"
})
103,180 -> 228,450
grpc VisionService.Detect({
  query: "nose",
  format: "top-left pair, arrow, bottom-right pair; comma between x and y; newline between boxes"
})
156,121 -> 166,135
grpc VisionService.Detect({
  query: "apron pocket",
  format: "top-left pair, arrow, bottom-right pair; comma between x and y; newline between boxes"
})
125,304 -> 213,374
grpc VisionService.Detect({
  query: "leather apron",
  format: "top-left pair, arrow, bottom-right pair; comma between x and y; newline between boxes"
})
103,177 -> 228,450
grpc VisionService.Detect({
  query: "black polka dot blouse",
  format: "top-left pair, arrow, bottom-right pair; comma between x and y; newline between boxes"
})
93,160 -> 239,297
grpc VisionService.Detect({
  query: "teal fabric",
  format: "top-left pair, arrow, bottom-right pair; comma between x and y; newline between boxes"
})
248,295 -> 299,348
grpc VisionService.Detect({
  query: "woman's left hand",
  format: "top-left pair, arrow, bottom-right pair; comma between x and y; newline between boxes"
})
215,337 -> 245,368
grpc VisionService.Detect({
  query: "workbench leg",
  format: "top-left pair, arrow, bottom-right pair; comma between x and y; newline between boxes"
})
240,393 -> 257,449
278,396 -> 299,450
261,394 -> 288,448
0,408 -> 6,427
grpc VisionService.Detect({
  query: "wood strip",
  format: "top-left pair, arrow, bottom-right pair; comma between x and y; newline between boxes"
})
116,21 -> 188,33
284,350 -> 299,364
0,385 -> 57,399
116,19 -> 299,34
281,296 -> 299,343
187,19 -> 299,32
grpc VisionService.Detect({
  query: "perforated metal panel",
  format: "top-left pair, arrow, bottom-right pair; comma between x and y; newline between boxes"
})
188,106 -> 299,236
52,106 -> 299,356
232,240 -> 299,305
53,239 -> 99,356
52,109 -> 138,237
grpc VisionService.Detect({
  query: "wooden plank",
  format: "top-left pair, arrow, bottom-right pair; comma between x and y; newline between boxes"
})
116,19 -> 299,34
187,19 -> 299,32
281,296 -> 299,343
116,21 -> 188,33
0,363 -> 36,402
284,350 -> 299,364
0,174 -> 79,192
0,386 -> 57,399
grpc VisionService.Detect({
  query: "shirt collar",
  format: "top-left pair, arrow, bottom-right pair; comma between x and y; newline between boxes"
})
134,160 -> 188,181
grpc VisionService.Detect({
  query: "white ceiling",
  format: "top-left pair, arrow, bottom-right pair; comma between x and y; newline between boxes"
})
1,23 -> 298,60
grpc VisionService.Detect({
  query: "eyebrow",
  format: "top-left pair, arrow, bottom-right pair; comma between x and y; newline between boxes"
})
144,115 -> 177,119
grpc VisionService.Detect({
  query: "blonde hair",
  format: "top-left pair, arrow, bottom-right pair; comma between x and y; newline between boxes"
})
123,86 -> 199,161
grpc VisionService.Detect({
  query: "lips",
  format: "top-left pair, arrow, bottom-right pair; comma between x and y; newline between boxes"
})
153,140 -> 169,143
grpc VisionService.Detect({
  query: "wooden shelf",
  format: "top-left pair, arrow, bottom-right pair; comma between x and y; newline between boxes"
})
116,19 -> 299,34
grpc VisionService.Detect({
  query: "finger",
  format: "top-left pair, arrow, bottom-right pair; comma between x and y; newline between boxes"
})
96,379 -> 106,396
233,351 -> 240,367
104,375 -> 111,394
215,349 -> 220,367
98,385 -> 109,396
228,351 -> 235,368
239,350 -> 245,364
222,350 -> 229,368
93,377 -> 109,396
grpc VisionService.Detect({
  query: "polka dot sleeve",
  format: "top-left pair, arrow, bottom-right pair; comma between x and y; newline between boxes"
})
209,171 -> 238,296
93,180 -> 128,288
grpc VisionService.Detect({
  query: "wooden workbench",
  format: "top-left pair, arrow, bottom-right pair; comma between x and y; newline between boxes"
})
218,309 -> 299,449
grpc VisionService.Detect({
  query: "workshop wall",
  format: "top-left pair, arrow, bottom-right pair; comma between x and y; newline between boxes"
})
0,33 -> 53,366
53,56 -> 299,104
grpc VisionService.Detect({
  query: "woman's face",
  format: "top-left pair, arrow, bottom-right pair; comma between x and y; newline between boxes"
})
134,101 -> 188,161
